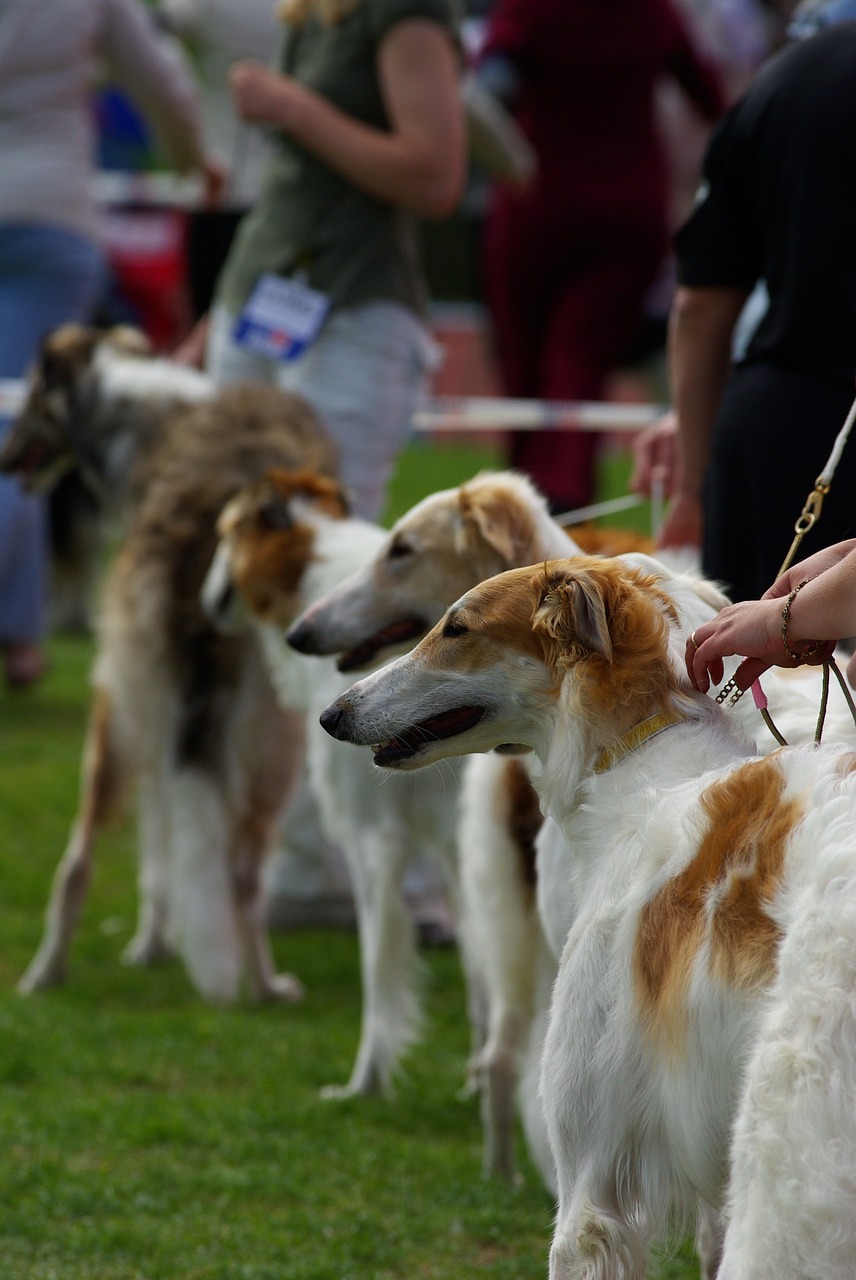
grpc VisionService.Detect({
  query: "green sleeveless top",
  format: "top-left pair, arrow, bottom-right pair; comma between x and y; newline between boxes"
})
216,0 -> 456,319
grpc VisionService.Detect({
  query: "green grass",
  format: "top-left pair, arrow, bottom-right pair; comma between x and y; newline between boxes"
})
0,441 -> 692,1280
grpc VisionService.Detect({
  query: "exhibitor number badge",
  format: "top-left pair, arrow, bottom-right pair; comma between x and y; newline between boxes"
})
233,272 -> 331,363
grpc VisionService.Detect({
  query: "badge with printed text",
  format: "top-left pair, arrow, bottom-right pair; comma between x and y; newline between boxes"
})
233,272 -> 330,362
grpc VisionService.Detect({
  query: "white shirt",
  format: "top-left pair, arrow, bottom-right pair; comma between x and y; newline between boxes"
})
0,0 -> 205,240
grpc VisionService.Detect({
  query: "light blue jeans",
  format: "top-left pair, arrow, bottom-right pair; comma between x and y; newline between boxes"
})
0,223 -> 105,644
207,299 -> 438,522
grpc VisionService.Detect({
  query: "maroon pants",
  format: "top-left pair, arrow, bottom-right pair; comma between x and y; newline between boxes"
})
482,187 -> 666,510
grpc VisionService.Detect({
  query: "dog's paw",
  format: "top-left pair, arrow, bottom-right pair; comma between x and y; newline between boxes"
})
261,972 -> 305,1003
319,1081 -> 364,1101
319,1063 -> 385,1100
121,932 -> 173,967
18,950 -> 66,994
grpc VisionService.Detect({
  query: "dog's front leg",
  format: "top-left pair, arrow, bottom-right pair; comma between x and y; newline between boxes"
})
541,919 -> 652,1280
19,690 -> 123,993
321,831 -> 419,1098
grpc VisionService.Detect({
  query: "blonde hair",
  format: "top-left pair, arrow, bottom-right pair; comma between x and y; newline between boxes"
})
277,0 -> 363,24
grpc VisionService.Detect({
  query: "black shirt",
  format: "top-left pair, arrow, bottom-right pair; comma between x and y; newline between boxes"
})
675,24 -> 856,385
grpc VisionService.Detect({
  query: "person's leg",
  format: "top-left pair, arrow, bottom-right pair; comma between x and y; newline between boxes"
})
481,192 -> 566,503
529,220 -> 666,513
0,223 -> 105,683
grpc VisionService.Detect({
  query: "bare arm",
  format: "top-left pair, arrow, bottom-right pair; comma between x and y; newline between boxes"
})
657,285 -> 750,548
686,539 -> 856,692
101,0 -> 208,173
229,20 -> 465,219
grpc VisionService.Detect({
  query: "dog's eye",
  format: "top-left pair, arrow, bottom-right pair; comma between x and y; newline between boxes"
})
387,540 -> 412,560
442,618 -> 468,638
259,500 -> 293,531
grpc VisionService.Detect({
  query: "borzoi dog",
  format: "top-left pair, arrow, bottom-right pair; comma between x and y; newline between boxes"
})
322,555 -> 856,1280
286,470 -> 579,1181
284,469 -> 854,1206
201,469 -> 463,1096
12,328 -> 337,1004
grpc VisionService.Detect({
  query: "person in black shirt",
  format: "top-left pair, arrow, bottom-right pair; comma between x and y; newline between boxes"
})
634,14 -> 856,602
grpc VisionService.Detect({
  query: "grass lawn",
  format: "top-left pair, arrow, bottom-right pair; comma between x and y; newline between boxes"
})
0,439 -> 696,1280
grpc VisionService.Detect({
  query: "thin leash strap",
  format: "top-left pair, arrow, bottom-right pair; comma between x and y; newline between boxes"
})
814,661 -> 830,746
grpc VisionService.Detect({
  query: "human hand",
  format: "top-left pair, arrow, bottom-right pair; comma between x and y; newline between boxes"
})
686,597 -> 835,694
762,541 -> 856,601
230,61 -> 301,129
629,412 -> 678,498
200,156 -> 226,208
172,315 -> 209,369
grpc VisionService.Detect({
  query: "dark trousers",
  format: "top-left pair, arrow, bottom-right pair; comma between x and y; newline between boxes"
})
703,361 -> 856,602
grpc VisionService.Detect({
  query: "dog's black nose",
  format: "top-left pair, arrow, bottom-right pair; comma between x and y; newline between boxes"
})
319,702 -> 344,738
286,619 -> 314,653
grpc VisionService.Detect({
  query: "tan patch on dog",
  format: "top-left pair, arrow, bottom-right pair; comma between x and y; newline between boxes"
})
534,556 -> 682,727
223,468 -> 348,625
836,751 -> 856,777
635,755 -> 798,1048
504,759 -> 543,893
568,523 -> 654,558
84,689 -> 128,826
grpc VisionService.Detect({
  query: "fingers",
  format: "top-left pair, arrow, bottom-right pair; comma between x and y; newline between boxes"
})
685,628 -> 720,693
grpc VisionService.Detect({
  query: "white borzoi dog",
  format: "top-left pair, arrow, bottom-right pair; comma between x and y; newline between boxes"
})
284,469 -> 855,1212
286,470 -> 580,1183
321,554 -> 856,1280
13,326 -> 338,1004
201,468 -> 464,1097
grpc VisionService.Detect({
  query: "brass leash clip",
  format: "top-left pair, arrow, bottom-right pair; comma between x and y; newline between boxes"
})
777,477 -> 830,579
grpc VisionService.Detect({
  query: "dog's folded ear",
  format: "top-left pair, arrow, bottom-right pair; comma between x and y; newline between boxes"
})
534,565 -> 613,663
456,476 -> 538,569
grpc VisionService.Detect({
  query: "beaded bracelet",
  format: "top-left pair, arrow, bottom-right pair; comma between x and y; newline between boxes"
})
780,579 -> 825,663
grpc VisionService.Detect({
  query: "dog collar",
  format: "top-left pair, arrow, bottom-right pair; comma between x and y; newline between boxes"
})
592,710 -> 686,775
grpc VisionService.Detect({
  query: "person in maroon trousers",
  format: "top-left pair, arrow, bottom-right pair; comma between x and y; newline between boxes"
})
477,0 -> 726,513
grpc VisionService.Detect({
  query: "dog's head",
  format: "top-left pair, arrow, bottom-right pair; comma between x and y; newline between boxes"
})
202,468 -> 350,633
287,469 -> 575,670
0,324 -> 151,491
320,555 -> 691,770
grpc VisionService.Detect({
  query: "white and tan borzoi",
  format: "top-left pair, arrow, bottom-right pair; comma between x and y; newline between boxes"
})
13,326 -> 338,1004
285,470 -> 855,1209
202,468 -> 464,1097
321,554 -> 856,1280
